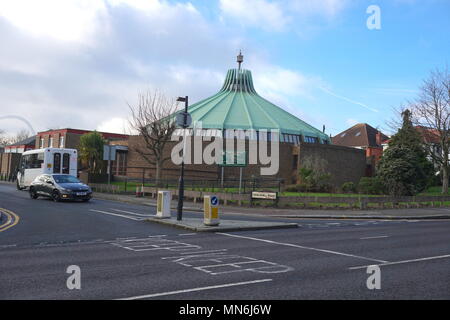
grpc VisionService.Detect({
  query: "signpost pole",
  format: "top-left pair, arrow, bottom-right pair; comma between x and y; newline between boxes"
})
107,145 -> 111,186
177,96 -> 189,221
239,167 -> 243,194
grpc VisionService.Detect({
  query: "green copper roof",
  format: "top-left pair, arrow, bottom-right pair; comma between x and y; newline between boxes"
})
183,68 -> 329,142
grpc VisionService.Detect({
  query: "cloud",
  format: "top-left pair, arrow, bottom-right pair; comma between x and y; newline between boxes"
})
219,0 -> 349,32
219,0 -> 287,31
289,0 -> 348,18
0,0 -> 240,136
0,0 -> 107,43
0,0 -> 336,137
96,117 -> 131,134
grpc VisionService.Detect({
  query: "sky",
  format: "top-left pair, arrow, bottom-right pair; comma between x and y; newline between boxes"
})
0,0 -> 449,138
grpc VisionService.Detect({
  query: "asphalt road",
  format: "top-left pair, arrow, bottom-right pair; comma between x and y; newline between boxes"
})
1,183 -> 450,300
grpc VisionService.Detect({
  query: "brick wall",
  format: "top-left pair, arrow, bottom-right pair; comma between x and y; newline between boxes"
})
0,153 -> 21,177
297,143 -> 366,187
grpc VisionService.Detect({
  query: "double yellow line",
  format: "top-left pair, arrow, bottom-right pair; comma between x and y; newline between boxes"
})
0,208 -> 20,232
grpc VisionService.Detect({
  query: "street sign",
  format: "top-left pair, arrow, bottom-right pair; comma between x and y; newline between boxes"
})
219,151 -> 247,167
103,145 -> 117,161
210,196 -> 218,206
251,191 -> 277,200
176,112 -> 192,128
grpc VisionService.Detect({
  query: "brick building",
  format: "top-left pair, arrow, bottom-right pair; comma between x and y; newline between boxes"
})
0,136 -> 36,179
35,128 -> 128,150
332,123 -> 389,176
119,58 -> 367,188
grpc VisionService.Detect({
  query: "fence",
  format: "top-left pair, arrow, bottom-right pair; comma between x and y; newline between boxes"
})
91,183 -> 450,210
111,173 -> 284,194
0,172 -> 16,182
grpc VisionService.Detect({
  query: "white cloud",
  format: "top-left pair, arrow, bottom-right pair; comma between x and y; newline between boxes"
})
0,0 -> 107,42
219,0 -> 349,33
0,0 -> 335,136
97,117 -> 131,134
289,0 -> 348,18
219,0 -> 287,31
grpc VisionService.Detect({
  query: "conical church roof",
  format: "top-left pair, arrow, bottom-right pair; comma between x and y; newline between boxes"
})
184,67 -> 329,143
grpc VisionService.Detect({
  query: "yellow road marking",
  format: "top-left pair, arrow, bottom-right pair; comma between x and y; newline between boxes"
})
0,208 -> 20,232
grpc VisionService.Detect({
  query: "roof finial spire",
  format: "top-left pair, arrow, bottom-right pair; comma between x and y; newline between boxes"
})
237,50 -> 243,71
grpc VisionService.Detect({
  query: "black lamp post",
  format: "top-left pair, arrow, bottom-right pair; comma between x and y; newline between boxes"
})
176,96 -> 188,221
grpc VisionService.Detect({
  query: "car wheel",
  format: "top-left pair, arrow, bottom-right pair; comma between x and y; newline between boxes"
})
29,187 -> 38,199
52,190 -> 61,202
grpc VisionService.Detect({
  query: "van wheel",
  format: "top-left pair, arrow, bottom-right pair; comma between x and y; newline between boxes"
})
17,180 -> 24,190
29,187 -> 38,199
52,190 -> 61,202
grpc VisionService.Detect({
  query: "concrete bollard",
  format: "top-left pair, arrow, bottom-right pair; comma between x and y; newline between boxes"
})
156,191 -> 172,219
203,195 -> 219,226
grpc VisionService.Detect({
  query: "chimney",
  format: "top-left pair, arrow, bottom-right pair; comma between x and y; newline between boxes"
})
376,131 -> 381,146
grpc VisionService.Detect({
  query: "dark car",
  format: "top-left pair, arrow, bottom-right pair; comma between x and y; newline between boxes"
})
29,174 -> 92,202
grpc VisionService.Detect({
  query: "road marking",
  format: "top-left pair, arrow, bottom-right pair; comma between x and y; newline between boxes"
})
0,244 -> 17,248
89,209 -> 143,221
360,235 -> 389,240
162,249 -> 228,259
349,254 -> 450,270
117,279 -> 273,300
0,208 -> 20,232
110,208 -> 153,217
217,233 -> 388,264
178,233 -> 197,236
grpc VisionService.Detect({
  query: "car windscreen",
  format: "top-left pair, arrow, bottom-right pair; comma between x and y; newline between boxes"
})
53,175 -> 81,184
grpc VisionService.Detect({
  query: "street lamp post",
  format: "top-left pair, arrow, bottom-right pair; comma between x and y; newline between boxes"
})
176,96 -> 188,221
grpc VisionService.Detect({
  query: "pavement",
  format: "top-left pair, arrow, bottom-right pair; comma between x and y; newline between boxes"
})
92,190 -> 450,220
1,182 -> 450,299
145,216 -> 298,232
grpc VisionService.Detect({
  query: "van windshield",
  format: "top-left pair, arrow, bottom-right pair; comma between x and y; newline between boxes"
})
53,175 -> 80,184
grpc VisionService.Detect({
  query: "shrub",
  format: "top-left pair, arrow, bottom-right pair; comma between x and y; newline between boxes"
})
341,182 -> 356,193
284,185 -> 298,192
358,177 -> 384,195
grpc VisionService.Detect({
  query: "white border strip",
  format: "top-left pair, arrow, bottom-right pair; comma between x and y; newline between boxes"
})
349,254 -> 450,270
117,279 -> 273,300
217,232 -> 388,263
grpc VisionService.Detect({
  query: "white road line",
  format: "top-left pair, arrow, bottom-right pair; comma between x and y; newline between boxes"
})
120,236 -> 166,242
217,233 -> 388,264
116,279 -> 273,300
89,209 -> 143,221
178,233 -> 197,236
110,208 -> 154,217
360,235 -> 389,240
161,250 -> 229,259
349,254 -> 450,270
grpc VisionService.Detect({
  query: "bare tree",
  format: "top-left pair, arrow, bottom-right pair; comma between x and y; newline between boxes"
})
128,90 -> 180,186
0,129 -> 8,147
410,67 -> 450,194
0,129 -> 31,146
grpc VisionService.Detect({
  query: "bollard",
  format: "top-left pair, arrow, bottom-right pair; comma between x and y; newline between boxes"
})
203,195 -> 220,226
135,186 -> 141,197
156,191 -> 172,219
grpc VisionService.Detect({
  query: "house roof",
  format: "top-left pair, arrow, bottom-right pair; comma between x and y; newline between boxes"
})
174,68 -> 330,142
5,135 -> 36,148
37,128 -> 129,140
332,123 -> 389,148
415,126 -> 441,144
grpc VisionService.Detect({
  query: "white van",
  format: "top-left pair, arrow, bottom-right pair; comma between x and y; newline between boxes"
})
16,148 -> 78,190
